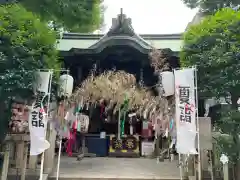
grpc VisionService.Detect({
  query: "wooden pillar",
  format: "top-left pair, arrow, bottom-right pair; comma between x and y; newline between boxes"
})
9,142 -> 15,165
20,143 -> 28,180
16,141 -> 24,168
43,129 -> 57,174
28,155 -> 38,169
188,155 -> 196,180
27,132 -> 38,170
77,67 -> 82,84
1,143 -> 10,180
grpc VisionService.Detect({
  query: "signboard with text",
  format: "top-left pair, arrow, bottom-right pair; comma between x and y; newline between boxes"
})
174,68 -> 197,155
109,135 -> 140,157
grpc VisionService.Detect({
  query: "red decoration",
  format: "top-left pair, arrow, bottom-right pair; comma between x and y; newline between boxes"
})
66,120 -> 77,156
142,121 -> 153,138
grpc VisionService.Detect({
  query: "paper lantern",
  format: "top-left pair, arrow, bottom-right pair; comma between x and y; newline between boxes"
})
33,71 -> 53,94
58,74 -> 74,97
160,71 -> 174,96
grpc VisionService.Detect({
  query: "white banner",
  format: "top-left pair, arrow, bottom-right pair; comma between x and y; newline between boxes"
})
29,70 -> 53,156
174,68 -> 197,154
29,92 -> 50,155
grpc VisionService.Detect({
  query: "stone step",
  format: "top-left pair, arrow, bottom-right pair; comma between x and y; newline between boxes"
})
48,178 -> 182,180
49,157 -> 182,180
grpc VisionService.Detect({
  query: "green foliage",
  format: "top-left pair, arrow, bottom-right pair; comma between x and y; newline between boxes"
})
20,0 -> 104,32
0,4 -> 60,141
217,109 -> 240,135
182,0 -> 240,14
181,8 -> 240,98
181,9 -> 240,170
214,109 -> 240,163
214,135 -> 235,163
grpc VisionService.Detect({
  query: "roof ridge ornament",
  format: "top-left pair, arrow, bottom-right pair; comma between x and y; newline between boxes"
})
88,8 -> 153,51
119,8 -> 123,25
107,8 -> 134,36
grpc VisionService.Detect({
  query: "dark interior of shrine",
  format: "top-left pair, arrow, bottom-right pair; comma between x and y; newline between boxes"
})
63,45 -> 187,135
64,45 -> 154,134
67,45 -> 159,91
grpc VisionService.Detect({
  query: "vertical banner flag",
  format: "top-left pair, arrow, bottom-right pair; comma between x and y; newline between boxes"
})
29,71 -> 52,155
174,68 -> 197,154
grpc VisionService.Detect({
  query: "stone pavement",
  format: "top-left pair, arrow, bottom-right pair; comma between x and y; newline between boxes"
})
49,157 -> 181,180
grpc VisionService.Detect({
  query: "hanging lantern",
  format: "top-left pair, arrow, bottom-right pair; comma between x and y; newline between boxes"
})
33,71 -> 53,94
160,71 -> 174,97
58,74 -> 74,97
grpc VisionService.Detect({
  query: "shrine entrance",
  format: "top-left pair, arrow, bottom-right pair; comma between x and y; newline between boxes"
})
59,10 -> 180,159
64,44 -> 158,158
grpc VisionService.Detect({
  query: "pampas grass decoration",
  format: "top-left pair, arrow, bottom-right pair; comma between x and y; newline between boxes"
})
70,70 -> 151,110
68,69 -> 174,134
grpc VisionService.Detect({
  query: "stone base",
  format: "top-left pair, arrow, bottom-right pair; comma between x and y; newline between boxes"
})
8,175 -> 48,180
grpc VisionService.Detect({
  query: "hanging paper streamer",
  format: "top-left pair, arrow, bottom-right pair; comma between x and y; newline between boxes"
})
120,96 -> 129,137
74,103 -> 81,115
76,99 -> 83,132
66,120 -> 77,156
77,117 -> 81,132
170,118 -> 174,130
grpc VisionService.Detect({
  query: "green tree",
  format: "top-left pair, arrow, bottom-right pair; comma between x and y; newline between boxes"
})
0,0 -> 104,32
181,8 -> 240,178
0,4 -> 60,142
182,0 -> 240,14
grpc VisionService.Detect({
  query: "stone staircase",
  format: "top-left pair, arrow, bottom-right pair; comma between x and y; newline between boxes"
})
48,157 -> 182,180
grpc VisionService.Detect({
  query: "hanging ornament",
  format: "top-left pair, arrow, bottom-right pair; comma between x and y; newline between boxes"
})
100,99 -> 105,119
120,95 -> 129,137
89,63 -> 97,80
58,74 -> 74,97
169,118 -> 174,130
112,66 -> 116,72
139,68 -> 144,88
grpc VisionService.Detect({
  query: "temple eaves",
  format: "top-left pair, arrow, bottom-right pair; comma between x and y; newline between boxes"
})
58,9 -> 183,54
88,8 -> 153,51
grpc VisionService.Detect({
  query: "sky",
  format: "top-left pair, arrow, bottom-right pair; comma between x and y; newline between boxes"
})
102,0 -> 198,34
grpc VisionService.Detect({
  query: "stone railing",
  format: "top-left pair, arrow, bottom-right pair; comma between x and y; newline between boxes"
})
1,128 -> 56,180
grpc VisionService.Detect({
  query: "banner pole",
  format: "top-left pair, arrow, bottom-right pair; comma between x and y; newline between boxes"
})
39,70 -> 53,180
194,66 -> 201,180
56,69 -> 70,179
56,138 -> 62,180
179,153 -> 183,180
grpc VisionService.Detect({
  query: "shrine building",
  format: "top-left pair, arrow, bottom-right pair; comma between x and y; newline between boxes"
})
57,9 -> 182,88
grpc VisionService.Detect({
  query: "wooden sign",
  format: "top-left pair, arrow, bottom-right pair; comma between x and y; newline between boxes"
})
109,135 -> 139,157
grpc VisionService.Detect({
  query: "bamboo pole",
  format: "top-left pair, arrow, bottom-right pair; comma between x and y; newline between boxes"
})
118,108 -> 121,140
